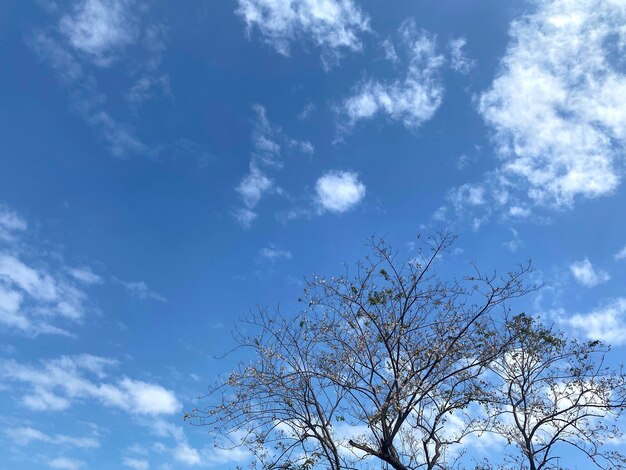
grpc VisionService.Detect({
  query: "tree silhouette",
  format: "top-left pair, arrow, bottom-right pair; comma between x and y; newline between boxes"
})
188,234 -> 625,469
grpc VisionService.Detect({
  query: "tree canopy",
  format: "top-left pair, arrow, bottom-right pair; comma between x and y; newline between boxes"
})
188,234 -> 626,469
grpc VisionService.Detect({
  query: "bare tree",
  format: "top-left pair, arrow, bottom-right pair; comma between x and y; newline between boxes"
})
485,314 -> 626,470
188,234 -> 534,469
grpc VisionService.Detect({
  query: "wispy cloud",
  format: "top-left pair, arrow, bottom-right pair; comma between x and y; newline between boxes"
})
0,204 -> 27,242
148,421 -> 250,467
448,184 -> 486,209
0,203 -> 108,336
122,457 -> 149,470
49,457 -> 85,470
171,138 -> 213,169
67,266 -> 103,285
125,74 -> 170,108
448,37 -> 475,74
614,245 -> 626,261
298,102 -> 316,120
569,258 -> 610,288
88,111 -> 150,158
234,105 -> 313,228
31,0 -> 167,157
172,442 -> 201,465
0,250 -> 92,336
1,354 -> 180,415
232,207 -> 258,229
6,426 -> 99,449
259,244 -> 292,262
144,418 -> 204,466
236,164 -> 273,210
339,20 -> 444,132
236,0 -> 369,66
114,278 -> 167,302
502,228 -> 523,253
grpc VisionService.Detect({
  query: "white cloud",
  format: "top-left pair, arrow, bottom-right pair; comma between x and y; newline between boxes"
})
298,102 -> 316,120
232,208 -> 258,229
508,206 -> 532,219
315,171 -> 366,213
114,278 -> 167,302
150,418 -> 186,442
67,266 -> 102,285
569,258 -> 610,287
448,37 -> 475,74
341,21 -> 444,131
60,0 -> 139,67
381,38 -> 398,63
31,30 -> 87,85
236,0 -> 369,64
146,419 -> 204,467
173,442 -> 201,465
0,205 -> 27,242
0,255 -> 59,302
448,184 -> 486,208
1,354 -> 180,415
614,245 -> 626,261
236,164 -> 274,209
89,111 -> 150,158
479,0 -> 626,208
435,182 -> 494,230
429,170 -> 553,230
567,298 -> 626,345
119,377 -> 180,415
49,457 -> 84,470
259,244 -> 292,261
123,457 -> 150,470
125,74 -> 170,107
7,426 -> 99,449
502,228 -> 523,253
247,104 -> 314,164
0,245 -> 92,336
290,138 -> 314,155
75,354 -> 119,378
23,388 -> 72,411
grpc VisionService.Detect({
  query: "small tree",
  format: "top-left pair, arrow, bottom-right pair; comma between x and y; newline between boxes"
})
486,314 -> 626,470
189,234 -> 534,469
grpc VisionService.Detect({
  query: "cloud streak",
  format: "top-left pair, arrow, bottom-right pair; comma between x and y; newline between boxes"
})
6,426 -> 100,449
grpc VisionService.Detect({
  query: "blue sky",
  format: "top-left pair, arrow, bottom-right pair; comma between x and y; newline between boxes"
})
1,0 -> 626,468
